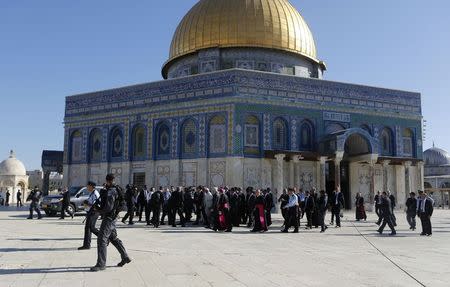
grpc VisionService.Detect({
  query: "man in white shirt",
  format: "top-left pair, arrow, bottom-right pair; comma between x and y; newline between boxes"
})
79,181 -> 100,250
281,189 -> 299,233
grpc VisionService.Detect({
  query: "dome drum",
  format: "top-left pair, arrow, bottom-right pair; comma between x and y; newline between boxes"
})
165,47 -> 323,79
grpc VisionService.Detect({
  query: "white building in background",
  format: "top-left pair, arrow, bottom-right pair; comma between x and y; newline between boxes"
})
27,170 -> 64,194
0,151 -> 29,204
423,145 -> 450,207
27,169 -> 43,190
49,172 -> 64,192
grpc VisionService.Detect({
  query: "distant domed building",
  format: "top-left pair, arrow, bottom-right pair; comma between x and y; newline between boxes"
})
63,0 -> 424,210
424,145 -> 450,207
0,150 -> 29,204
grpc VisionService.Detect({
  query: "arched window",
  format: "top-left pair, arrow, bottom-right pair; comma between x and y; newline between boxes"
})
132,124 -> 146,159
273,118 -> 288,150
155,122 -> 171,157
70,130 -> 83,163
380,127 -> 394,156
299,121 -> 314,150
110,127 -> 124,159
403,128 -> 414,157
89,129 -> 102,162
209,115 -> 226,155
244,115 -> 260,155
181,119 -> 197,156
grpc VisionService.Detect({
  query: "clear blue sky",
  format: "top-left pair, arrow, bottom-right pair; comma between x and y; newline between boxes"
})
1,0 -> 449,170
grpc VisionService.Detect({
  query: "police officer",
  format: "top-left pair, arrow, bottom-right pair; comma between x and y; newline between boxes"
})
78,181 -> 100,250
121,184 -> 135,225
91,174 -> 131,272
27,186 -> 42,219
59,187 -> 74,219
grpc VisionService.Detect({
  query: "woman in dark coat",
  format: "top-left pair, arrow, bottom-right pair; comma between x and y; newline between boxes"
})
355,192 -> 367,221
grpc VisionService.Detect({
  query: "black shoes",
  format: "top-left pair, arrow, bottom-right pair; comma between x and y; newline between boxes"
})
377,229 -> 383,234
117,257 -> 132,267
90,265 -> 106,272
78,246 -> 90,250
389,231 -> 397,236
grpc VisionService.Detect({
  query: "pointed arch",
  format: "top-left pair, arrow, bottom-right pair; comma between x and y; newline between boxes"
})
272,117 -> 289,150
109,126 -> 124,160
181,118 -> 198,157
155,121 -> 171,158
208,115 -> 227,155
88,128 -> 102,163
131,124 -> 146,160
380,127 -> 394,156
299,120 -> 314,150
69,130 -> 83,163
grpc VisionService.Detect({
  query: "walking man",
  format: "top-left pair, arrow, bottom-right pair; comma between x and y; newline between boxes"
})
78,181 -> 100,250
281,188 -> 299,233
17,189 -> 23,207
5,190 -> 10,206
405,192 -> 417,231
59,188 -> 74,219
332,186 -> 345,228
417,190 -> 433,236
91,174 -> 131,272
27,186 -> 42,219
377,191 -> 396,236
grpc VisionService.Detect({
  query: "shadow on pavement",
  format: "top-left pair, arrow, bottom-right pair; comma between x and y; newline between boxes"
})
0,247 -> 77,253
6,238 -> 83,241
0,266 -> 115,275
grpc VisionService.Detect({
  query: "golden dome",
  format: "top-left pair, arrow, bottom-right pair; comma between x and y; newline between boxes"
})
163,0 -> 319,75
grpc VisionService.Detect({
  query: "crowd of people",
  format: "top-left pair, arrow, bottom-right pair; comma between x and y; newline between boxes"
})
19,175 -> 436,272
119,185 -> 275,233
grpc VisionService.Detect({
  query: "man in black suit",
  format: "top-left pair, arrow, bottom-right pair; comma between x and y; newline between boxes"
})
405,192 -> 417,231
304,191 -> 315,229
377,191 -> 396,235
168,186 -> 185,227
388,191 -> 397,226
374,191 -> 382,225
417,190 -> 433,236
332,186 -> 345,228
121,185 -> 136,225
264,188 -> 274,227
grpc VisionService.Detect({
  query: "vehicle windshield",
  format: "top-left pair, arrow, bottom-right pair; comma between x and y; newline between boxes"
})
68,187 -> 82,196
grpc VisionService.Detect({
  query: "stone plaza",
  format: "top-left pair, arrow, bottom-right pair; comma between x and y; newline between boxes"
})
0,207 -> 448,287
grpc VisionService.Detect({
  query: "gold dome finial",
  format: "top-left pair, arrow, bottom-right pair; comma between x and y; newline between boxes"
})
163,0 -> 320,78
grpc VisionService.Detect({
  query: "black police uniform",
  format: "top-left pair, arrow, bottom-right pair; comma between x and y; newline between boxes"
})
91,185 -> 130,271
27,189 -> 42,219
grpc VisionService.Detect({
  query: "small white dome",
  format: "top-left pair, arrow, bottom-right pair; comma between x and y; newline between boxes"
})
0,150 -> 27,176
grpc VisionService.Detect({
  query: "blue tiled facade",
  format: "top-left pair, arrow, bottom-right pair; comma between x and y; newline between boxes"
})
64,68 -> 422,166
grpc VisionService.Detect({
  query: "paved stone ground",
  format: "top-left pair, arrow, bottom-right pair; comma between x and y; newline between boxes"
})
0,207 -> 449,287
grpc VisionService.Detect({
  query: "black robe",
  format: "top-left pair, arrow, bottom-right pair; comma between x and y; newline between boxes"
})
252,195 -> 267,232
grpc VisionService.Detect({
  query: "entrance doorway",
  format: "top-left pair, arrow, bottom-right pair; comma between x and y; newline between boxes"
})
133,173 -> 146,189
325,161 -> 351,210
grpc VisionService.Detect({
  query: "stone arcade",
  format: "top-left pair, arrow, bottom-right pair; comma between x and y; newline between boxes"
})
63,0 -> 424,210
